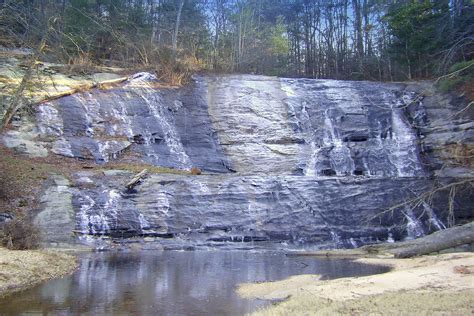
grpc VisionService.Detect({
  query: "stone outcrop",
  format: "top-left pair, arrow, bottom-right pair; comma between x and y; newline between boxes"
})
2,72 -> 472,249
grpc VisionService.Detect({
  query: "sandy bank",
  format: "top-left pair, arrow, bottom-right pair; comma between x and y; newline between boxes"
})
238,252 -> 474,315
0,247 -> 77,298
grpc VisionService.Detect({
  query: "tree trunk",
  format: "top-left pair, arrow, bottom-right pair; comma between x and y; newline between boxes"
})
150,0 -> 157,45
352,0 -> 364,74
1,27 -> 50,129
172,0 -> 185,55
392,222 -> 474,258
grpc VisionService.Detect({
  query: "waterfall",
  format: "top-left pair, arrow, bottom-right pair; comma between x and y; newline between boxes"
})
76,190 -> 121,236
389,94 -> 424,177
138,213 -> 151,233
139,190 -> 171,235
126,73 -> 192,170
300,100 -> 319,176
72,94 -> 99,137
37,103 -> 64,136
404,208 -> 425,239
28,74 -> 458,250
77,195 -> 98,235
324,109 -> 355,176
305,141 -> 320,176
422,201 -> 446,231
107,92 -> 134,138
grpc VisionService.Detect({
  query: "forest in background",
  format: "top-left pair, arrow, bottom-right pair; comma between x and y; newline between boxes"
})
0,0 -> 472,83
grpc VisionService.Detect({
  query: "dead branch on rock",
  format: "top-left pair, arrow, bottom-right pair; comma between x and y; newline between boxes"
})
126,169 -> 148,190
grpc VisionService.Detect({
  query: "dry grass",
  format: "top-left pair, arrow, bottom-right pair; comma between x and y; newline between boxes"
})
154,51 -> 204,86
251,289 -> 474,316
64,53 -> 100,76
460,81 -> 474,101
0,247 -> 77,298
444,143 -> 474,168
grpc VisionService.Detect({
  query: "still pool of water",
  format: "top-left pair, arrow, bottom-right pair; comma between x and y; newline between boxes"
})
0,251 -> 389,315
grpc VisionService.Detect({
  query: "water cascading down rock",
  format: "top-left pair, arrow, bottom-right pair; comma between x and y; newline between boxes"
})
28,73 -> 472,249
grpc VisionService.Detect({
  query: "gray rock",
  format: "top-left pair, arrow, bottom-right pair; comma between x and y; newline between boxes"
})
0,213 -> 13,224
23,74 -> 473,249
2,124 -> 48,158
55,171 -> 471,249
34,175 -> 76,247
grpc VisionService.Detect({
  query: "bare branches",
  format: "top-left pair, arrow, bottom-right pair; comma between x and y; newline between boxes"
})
435,61 -> 474,83
368,179 -> 474,225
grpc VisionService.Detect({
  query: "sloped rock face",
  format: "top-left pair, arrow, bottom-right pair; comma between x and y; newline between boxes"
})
20,74 -> 473,249
204,76 -> 426,177
34,73 -> 230,172
70,172 -> 472,250
404,81 -> 474,178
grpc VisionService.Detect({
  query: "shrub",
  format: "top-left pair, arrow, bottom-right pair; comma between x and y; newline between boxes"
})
153,48 -> 203,86
438,60 -> 474,93
0,215 -> 40,250
64,53 -> 99,75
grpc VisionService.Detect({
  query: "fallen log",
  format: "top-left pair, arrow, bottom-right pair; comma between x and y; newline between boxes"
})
94,76 -> 129,89
391,221 -> 474,258
126,169 -> 148,190
287,222 -> 474,259
38,76 -> 129,104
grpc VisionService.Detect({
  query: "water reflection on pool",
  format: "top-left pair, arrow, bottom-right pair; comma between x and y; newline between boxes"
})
0,251 -> 389,315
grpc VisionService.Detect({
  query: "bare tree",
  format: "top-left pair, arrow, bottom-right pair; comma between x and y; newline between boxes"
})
172,0 -> 185,55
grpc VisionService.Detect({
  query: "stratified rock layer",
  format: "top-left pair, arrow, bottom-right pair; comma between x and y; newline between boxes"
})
7,74 -> 471,249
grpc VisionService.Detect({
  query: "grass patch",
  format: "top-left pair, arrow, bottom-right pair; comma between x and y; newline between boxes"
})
252,289 -> 474,316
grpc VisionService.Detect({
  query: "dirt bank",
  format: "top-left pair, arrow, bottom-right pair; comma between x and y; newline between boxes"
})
238,252 -> 474,315
0,247 -> 77,298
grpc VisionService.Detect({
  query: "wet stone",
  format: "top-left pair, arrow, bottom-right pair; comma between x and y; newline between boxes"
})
26,74 -> 473,249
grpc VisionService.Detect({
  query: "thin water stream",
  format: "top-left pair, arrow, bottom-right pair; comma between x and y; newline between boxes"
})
0,251 -> 389,315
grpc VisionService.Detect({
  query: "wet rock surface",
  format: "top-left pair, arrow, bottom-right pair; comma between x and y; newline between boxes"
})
4,74 -> 471,249
404,82 -> 474,178
34,73 -> 230,172
69,171 -> 472,249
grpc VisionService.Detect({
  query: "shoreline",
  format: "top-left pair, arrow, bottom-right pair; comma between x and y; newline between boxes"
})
0,247 -> 78,299
238,252 -> 474,315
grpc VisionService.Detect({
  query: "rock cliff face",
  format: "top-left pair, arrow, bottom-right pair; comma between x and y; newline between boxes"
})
4,73 -> 472,249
